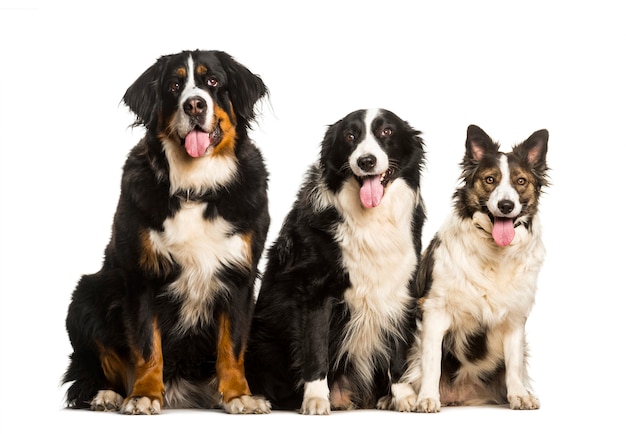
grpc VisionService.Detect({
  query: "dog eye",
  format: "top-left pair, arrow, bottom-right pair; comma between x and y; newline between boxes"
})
168,81 -> 181,93
346,132 -> 356,142
207,77 -> 219,87
381,127 -> 393,137
485,176 -> 495,184
517,177 -> 527,185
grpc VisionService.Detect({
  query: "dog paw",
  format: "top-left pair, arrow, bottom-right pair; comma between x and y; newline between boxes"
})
377,383 -> 418,412
509,393 -> 540,410
120,396 -> 161,415
416,397 -> 441,413
223,395 -> 271,414
300,397 -> 331,415
90,390 -> 123,411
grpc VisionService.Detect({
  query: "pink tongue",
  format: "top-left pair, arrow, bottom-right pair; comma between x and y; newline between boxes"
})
359,176 -> 384,208
492,217 -> 515,247
184,130 -> 210,158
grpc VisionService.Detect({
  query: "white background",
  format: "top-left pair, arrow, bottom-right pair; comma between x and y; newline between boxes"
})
1,1 -> 624,433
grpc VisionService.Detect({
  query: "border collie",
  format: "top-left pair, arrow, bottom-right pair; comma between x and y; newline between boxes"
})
62,50 -> 271,415
406,125 -> 549,412
246,108 -> 426,414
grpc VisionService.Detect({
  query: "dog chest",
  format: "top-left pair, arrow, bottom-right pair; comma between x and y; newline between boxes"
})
148,201 -> 250,329
334,186 -> 418,370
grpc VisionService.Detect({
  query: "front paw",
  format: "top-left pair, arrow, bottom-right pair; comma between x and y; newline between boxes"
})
120,396 -> 161,415
509,393 -> 540,410
223,394 -> 271,414
416,397 -> 441,413
301,397 -> 331,415
90,390 -> 123,411
377,383 -> 418,412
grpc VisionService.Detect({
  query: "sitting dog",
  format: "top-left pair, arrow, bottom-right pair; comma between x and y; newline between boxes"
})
407,125 -> 549,412
62,50 -> 271,415
246,108 -> 426,414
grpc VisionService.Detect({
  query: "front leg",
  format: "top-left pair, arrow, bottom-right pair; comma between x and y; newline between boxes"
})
216,312 -> 271,414
416,308 -> 451,413
121,320 -> 165,415
503,322 -> 540,410
376,323 -> 418,412
300,300 -> 333,415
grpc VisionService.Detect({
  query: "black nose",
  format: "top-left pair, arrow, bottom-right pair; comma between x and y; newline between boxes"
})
498,199 -> 515,215
184,96 -> 207,116
357,154 -> 377,171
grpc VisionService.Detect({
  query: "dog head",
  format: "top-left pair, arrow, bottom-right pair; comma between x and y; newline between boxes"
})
455,125 -> 549,246
123,50 -> 268,159
320,108 -> 424,209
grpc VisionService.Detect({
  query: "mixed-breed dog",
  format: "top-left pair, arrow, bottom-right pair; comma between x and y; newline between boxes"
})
62,50 -> 549,415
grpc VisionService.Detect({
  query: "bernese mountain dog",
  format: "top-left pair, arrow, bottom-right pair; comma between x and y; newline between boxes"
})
62,50 -> 271,415
246,108 -> 426,414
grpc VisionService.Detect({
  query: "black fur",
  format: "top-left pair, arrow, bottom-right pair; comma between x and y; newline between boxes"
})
63,50 -> 270,414
246,109 -> 425,413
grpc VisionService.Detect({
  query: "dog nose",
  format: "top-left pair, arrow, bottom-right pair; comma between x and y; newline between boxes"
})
184,96 -> 207,116
357,154 -> 377,172
498,199 -> 515,215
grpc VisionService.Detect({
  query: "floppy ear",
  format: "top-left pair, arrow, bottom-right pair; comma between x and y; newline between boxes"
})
122,55 -> 169,130
215,51 -> 268,128
465,124 -> 498,162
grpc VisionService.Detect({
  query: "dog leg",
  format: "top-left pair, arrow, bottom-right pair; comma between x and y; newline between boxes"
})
120,323 -> 165,415
376,382 -> 418,412
416,308 -> 451,413
301,378 -> 331,415
503,323 -> 540,410
216,312 -> 271,414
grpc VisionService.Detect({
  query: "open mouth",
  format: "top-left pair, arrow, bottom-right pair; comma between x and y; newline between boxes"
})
181,124 -> 222,158
486,212 -> 518,247
357,167 -> 395,209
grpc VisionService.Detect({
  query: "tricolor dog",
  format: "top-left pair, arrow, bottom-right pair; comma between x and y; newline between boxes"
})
407,125 -> 549,412
62,50 -> 271,415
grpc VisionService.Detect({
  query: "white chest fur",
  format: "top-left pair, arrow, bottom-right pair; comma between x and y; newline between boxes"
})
429,212 -> 545,328
148,202 -> 250,331
332,179 -> 419,381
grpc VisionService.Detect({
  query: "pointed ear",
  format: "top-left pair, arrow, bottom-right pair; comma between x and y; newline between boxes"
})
520,129 -> 549,167
465,125 -> 497,162
215,51 -> 268,128
122,55 -> 169,129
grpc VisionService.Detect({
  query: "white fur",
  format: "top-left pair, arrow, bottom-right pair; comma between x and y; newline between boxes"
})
349,109 -> 389,176
411,210 -> 544,412
174,55 -> 215,139
316,175 -> 420,389
163,140 -> 238,196
163,54 -> 238,196
488,155 -> 522,217
148,201 -> 251,332
302,378 -> 331,415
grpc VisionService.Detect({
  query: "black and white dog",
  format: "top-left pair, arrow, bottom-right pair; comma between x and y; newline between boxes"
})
246,108 -> 426,414
407,125 -> 549,412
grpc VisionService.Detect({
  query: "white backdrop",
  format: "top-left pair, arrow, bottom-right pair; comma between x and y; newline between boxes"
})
1,1 -> 624,432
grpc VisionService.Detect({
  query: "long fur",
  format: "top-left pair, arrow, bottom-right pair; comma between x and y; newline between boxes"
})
404,125 -> 549,412
246,108 -> 426,414
62,50 -> 271,415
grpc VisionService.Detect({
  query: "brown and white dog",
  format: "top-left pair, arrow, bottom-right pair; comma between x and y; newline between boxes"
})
62,50 -> 271,414
406,125 -> 549,412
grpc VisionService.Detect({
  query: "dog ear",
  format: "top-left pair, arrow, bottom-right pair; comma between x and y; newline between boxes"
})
123,56 -> 169,130
518,129 -> 549,168
465,125 -> 498,162
215,51 -> 268,129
